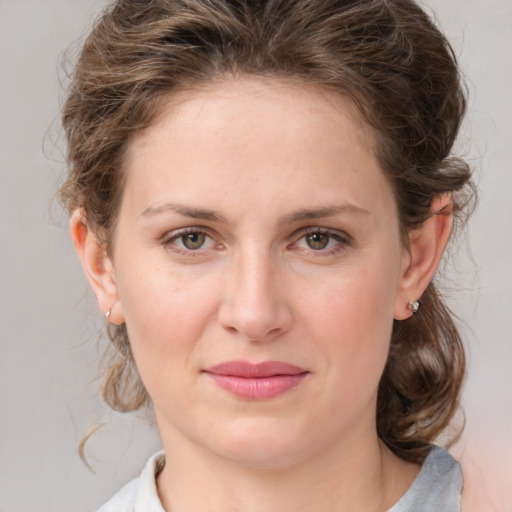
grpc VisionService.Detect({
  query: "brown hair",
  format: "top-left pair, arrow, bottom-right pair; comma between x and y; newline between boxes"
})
59,0 -> 475,463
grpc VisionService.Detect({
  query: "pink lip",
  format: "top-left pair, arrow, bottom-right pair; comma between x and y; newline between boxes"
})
204,361 -> 309,400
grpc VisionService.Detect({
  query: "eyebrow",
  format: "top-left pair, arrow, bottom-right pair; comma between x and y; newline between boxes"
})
140,202 -> 369,223
140,202 -> 229,222
278,204 -> 370,224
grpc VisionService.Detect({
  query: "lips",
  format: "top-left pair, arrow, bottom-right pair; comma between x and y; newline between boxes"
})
203,361 -> 309,400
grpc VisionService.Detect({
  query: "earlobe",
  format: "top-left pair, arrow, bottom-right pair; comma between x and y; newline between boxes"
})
394,195 -> 453,320
70,209 -> 124,325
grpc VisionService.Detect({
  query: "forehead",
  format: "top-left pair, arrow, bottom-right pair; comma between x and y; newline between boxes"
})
128,77 -> 374,158
121,77 -> 394,222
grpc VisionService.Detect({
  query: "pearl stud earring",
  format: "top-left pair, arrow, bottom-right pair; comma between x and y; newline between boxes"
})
408,301 -> 420,314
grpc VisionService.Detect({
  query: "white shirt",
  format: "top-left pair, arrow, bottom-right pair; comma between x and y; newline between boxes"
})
97,446 -> 462,512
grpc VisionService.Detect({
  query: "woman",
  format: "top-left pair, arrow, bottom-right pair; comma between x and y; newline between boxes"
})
59,0 -> 474,510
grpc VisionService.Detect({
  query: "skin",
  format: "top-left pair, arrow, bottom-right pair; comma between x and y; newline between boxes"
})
72,78 -> 453,511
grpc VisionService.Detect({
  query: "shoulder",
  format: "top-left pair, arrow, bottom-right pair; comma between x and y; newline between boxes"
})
97,452 -> 166,512
388,446 -> 462,512
97,478 -> 139,512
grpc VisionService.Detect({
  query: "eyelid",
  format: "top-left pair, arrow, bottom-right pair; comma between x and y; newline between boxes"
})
160,225 -> 352,257
161,226 -> 221,254
299,226 -> 351,239
289,226 -> 353,254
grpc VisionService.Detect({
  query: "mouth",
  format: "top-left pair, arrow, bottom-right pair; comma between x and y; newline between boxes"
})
203,361 -> 309,400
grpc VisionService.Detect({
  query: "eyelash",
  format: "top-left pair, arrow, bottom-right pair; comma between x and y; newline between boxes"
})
290,227 -> 352,256
162,227 -> 220,257
161,227 -> 352,257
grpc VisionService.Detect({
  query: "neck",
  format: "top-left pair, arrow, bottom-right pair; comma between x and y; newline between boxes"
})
155,421 -> 418,512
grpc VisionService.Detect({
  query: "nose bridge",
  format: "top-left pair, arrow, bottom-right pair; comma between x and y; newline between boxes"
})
238,246 -> 275,310
218,243 -> 292,341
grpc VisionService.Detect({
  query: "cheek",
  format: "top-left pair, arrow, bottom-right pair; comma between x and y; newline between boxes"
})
305,260 -> 398,335
302,264 -> 398,389
115,259 -> 220,374
325,287 -> 393,366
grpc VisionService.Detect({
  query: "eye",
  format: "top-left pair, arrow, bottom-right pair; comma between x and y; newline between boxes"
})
180,231 -> 207,250
305,232 -> 331,250
164,229 -> 218,252
292,228 -> 351,254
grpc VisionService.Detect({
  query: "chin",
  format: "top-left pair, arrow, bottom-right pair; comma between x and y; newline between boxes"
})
204,416 -> 311,469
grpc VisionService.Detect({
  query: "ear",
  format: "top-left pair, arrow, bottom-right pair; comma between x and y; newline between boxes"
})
70,209 -> 124,325
394,194 -> 453,320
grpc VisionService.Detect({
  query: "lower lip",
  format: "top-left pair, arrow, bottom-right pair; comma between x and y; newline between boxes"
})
206,373 -> 308,400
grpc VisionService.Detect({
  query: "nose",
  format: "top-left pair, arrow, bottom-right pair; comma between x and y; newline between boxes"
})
217,249 -> 293,342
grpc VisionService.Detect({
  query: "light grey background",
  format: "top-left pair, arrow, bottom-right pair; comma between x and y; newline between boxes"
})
0,0 -> 510,510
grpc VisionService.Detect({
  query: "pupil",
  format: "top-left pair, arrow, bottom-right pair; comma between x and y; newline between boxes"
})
307,233 -> 329,250
183,232 -> 205,249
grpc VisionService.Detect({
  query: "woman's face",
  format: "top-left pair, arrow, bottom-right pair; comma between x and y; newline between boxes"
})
111,78 -> 409,467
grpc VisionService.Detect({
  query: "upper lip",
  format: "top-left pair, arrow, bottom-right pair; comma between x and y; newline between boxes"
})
204,360 -> 308,378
